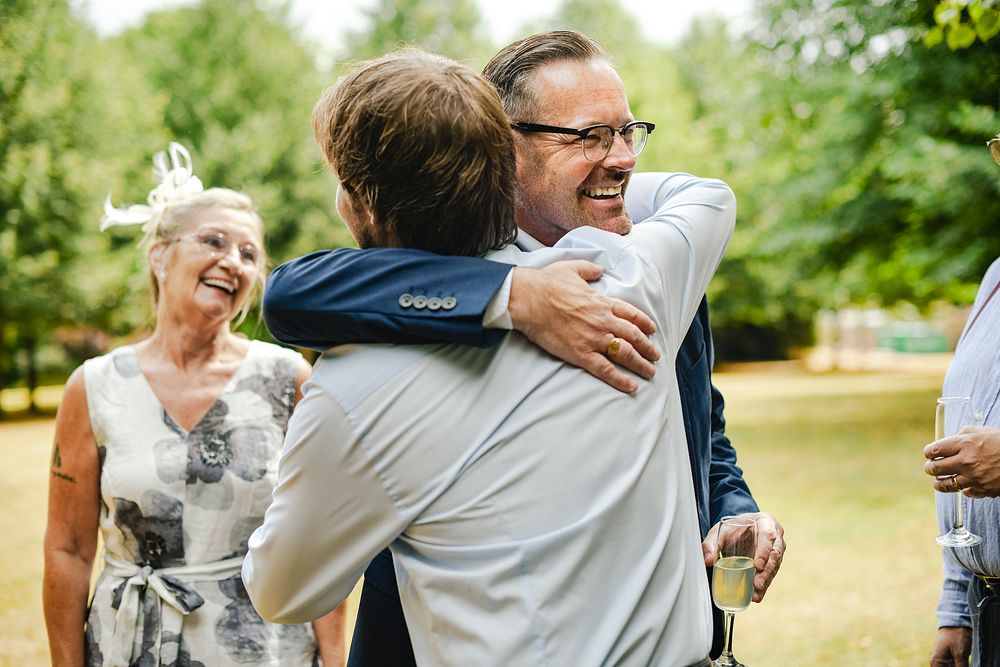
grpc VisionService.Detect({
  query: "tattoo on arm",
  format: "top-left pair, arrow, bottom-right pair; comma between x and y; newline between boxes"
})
51,443 -> 76,483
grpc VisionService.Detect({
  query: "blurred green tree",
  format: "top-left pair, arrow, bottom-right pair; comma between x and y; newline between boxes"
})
745,0 -> 1000,308
0,0 -> 165,412
926,0 -> 1000,49
661,0 -> 1000,357
341,0 -> 493,66
118,0 -> 353,270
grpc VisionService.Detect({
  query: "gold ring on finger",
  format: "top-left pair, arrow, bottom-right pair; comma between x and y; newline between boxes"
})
606,337 -> 622,357
952,476 -> 963,493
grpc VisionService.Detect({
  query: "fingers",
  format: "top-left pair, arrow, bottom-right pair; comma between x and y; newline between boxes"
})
605,336 -> 656,381
930,474 -> 964,494
582,353 -> 639,394
752,533 -> 784,603
609,299 -> 657,336
748,513 -> 785,603
924,436 -> 960,460
563,259 -> 605,283
606,315 -> 660,365
701,533 -> 718,567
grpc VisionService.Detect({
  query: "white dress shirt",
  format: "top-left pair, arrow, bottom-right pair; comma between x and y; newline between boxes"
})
243,172 -> 736,666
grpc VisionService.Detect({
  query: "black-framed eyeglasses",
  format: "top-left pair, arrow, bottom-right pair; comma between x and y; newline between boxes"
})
511,121 -> 655,161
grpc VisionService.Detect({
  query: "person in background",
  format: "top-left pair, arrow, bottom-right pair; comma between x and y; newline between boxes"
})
262,30 -> 785,665
42,143 -> 344,667
925,133 -> 1000,667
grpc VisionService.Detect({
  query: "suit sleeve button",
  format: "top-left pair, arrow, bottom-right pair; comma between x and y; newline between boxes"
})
398,293 -> 414,308
441,296 -> 457,310
427,297 -> 442,311
413,295 -> 428,309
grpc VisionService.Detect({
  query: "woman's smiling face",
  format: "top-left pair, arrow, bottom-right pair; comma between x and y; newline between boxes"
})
156,206 -> 264,324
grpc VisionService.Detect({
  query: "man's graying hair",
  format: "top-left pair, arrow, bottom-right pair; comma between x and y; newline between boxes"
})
482,30 -> 611,122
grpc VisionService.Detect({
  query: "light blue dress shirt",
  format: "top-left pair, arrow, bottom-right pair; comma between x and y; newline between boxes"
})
937,257 -> 1000,627
244,173 -> 735,666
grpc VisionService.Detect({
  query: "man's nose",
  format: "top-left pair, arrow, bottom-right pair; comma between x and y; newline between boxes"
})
601,133 -> 637,171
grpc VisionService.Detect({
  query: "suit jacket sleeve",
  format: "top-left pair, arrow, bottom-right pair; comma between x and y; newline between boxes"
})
703,302 -> 760,525
263,248 -> 514,350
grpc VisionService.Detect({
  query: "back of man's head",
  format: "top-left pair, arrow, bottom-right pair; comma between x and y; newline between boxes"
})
313,48 -> 518,256
483,30 -> 610,122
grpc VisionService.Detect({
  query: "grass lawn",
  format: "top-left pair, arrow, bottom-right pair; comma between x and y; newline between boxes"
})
0,363 -> 947,665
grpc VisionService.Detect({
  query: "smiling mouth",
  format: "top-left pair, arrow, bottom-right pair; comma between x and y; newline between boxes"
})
582,185 -> 622,200
202,278 -> 236,295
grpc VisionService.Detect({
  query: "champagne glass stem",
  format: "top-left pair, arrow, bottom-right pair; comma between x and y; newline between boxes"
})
954,492 -> 965,531
719,612 -> 736,664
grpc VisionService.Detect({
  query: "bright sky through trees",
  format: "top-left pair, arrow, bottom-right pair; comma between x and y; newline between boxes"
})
77,0 -> 753,49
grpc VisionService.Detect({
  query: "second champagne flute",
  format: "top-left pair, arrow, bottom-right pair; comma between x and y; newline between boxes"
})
934,396 -> 982,547
712,515 -> 757,667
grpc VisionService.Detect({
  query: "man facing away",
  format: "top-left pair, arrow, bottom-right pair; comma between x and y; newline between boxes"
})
260,30 -> 785,665
243,47 -> 735,666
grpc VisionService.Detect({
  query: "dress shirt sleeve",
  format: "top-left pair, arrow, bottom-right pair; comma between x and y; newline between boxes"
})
242,383 -> 410,624
625,172 -> 736,349
936,493 -> 974,627
263,248 -> 513,350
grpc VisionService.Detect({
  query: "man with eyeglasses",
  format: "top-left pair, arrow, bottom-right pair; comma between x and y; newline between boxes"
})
262,31 -> 784,664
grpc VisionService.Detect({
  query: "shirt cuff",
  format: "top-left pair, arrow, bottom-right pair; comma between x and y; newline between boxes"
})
936,573 -> 972,628
483,269 -> 514,330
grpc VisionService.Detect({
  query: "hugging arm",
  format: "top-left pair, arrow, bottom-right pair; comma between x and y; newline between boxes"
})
265,248 -> 661,393
264,248 -> 512,349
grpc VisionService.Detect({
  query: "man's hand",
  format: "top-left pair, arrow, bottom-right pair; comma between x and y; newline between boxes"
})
924,426 -> 1000,498
929,626 -> 972,666
702,512 -> 785,603
509,262 -> 661,394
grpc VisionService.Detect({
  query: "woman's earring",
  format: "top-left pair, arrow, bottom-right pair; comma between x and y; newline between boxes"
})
158,270 -> 167,282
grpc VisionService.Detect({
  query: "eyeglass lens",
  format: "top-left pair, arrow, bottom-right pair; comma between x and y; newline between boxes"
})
582,124 -> 649,161
195,231 -> 260,266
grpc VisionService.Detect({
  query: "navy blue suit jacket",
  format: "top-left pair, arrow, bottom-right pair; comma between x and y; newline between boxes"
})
264,248 -> 759,664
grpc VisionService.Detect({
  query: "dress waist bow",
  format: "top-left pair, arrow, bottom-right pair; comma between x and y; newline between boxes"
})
103,552 -> 245,667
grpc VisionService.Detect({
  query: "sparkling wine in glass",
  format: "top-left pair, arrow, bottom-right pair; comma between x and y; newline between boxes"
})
935,396 -> 981,547
712,516 -> 757,667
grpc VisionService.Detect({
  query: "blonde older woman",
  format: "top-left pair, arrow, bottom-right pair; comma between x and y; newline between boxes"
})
42,144 -> 344,667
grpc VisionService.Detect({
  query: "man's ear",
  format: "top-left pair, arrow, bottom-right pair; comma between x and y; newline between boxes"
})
368,207 -> 382,229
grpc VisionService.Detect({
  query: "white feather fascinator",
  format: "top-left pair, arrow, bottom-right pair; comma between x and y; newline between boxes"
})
100,142 -> 205,242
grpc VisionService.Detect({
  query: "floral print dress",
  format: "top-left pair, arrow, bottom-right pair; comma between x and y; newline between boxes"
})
81,341 -> 319,667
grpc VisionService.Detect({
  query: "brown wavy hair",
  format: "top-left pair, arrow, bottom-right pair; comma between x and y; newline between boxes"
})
313,48 -> 517,257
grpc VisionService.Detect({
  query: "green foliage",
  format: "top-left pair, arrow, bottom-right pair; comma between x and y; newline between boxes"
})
925,0 -> 1000,49
119,0 -> 351,264
662,0 -> 1000,357
0,0 -> 165,401
341,0 -> 493,65
3,0 -> 998,384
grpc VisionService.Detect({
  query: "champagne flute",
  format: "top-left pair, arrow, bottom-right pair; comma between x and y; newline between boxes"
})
935,396 -> 982,547
712,516 -> 757,667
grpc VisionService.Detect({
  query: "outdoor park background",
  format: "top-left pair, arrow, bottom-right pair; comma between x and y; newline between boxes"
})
1,0 -> 998,664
